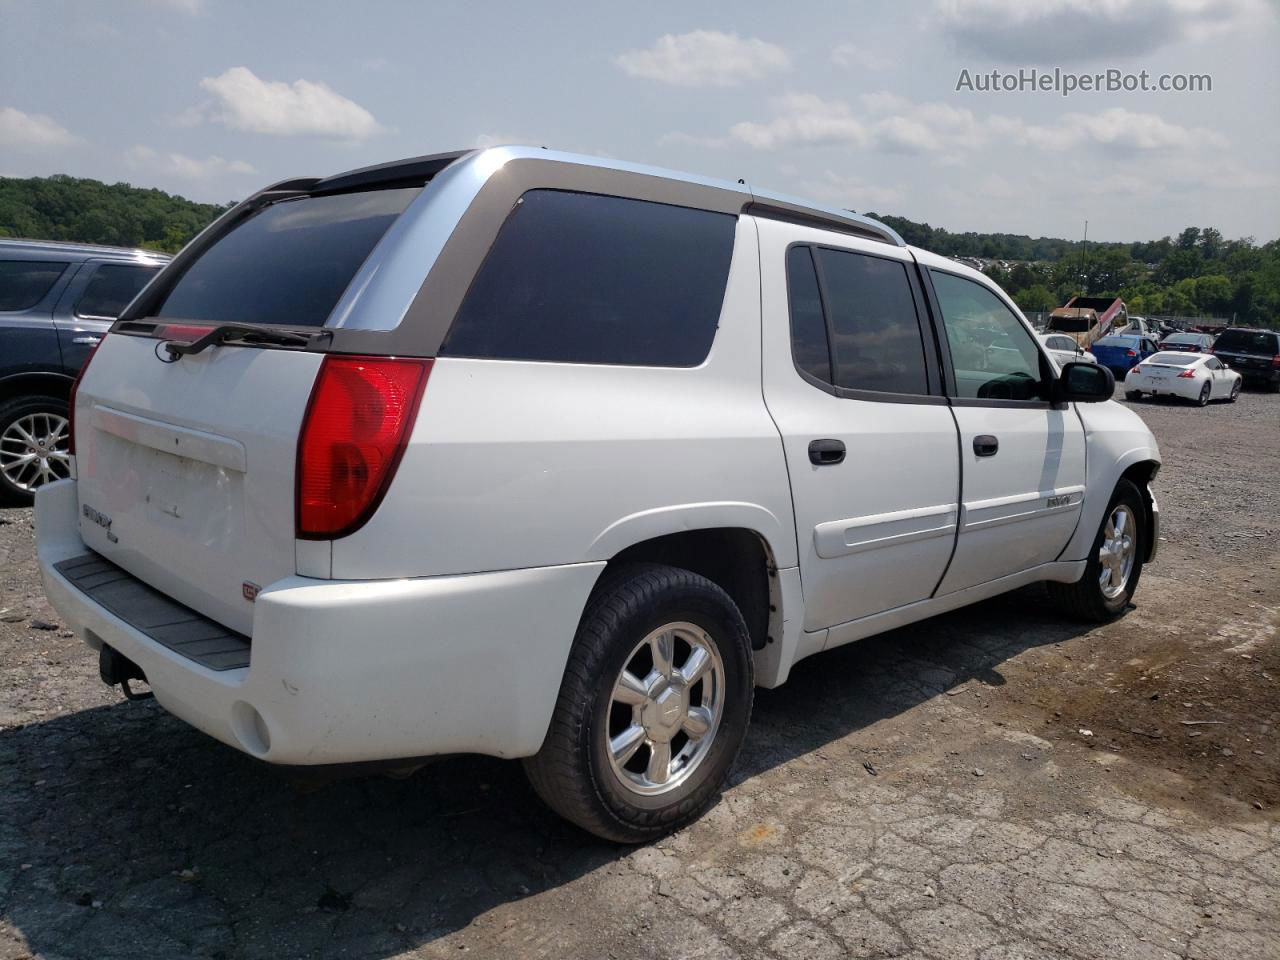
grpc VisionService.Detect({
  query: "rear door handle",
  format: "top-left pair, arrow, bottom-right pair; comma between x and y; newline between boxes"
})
72,336 -> 102,346
973,435 -> 999,457
808,439 -> 846,465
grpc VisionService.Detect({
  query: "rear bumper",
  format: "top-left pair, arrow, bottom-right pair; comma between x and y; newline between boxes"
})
1125,374 -> 1200,399
36,479 -> 604,765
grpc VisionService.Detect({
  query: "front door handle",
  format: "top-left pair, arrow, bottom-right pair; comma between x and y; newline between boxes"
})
973,435 -> 999,457
72,335 -> 102,346
808,438 -> 846,465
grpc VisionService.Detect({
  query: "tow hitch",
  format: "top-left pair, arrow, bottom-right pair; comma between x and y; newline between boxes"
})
99,645 -> 153,701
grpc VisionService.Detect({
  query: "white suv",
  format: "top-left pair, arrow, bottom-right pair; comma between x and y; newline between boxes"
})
36,147 -> 1160,842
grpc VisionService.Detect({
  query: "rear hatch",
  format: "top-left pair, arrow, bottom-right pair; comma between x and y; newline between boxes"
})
71,186 -> 421,635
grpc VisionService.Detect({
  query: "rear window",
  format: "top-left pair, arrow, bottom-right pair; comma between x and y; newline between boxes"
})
440,190 -> 736,367
1095,336 -> 1137,348
0,260 -> 68,311
76,263 -> 161,318
155,188 -> 419,328
1048,314 -> 1094,333
1148,353 -> 1197,366
1214,330 -> 1279,354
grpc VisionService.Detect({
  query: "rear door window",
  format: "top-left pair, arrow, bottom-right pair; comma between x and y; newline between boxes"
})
786,246 -> 832,383
441,190 -> 736,366
815,248 -> 930,396
0,260 -> 69,311
931,270 -> 1044,402
154,187 -> 419,328
76,263 -> 162,318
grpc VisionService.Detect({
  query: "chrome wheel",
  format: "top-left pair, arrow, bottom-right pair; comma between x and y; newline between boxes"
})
0,412 -> 70,493
1098,504 -> 1137,600
606,622 -> 726,797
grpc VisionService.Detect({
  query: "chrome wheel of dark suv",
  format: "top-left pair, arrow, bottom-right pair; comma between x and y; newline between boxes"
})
0,398 -> 71,501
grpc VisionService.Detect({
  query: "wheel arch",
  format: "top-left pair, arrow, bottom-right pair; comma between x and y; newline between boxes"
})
592,525 -> 782,653
0,371 -> 74,407
1120,459 -> 1160,563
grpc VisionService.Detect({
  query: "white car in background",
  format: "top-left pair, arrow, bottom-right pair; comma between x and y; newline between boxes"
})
1039,333 -> 1097,367
1125,351 -> 1241,406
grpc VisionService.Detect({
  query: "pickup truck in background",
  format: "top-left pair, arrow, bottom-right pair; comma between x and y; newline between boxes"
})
1046,296 -> 1128,350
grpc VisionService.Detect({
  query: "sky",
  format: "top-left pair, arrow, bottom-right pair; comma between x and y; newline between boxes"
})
2,0 -> 1278,243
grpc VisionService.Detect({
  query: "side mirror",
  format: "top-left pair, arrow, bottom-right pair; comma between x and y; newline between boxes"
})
1055,361 -> 1114,404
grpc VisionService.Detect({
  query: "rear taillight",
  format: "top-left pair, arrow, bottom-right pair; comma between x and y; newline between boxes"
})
1125,349 -> 1137,357
1177,369 -> 1196,378
67,337 -> 105,457
1272,355 -> 1280,368
296,356 -> 431,539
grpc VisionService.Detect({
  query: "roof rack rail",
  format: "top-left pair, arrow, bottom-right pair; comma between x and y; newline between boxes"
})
309,150 -> 471,196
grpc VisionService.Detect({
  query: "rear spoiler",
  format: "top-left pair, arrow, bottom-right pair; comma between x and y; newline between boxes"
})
119,152 -> 472,324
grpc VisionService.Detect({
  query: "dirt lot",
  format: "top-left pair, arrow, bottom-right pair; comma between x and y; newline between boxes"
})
1,387 -> 1277,960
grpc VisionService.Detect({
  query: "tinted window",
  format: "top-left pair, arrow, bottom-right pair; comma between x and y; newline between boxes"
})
931,270 -> 1043,401
1214,330 -> 1279,354
1095,336 -> 1138,348
0,260 -> 68,311
442,191 -> 734,366
156,188 -> 419,328
76,263 -> 161,318
787,246 -> 831,382
1206,357 -> 1222,370
1149,353 -> 1197,365
816,248 -> 929,395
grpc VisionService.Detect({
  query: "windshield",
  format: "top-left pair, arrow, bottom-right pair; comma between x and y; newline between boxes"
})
1147,353 -> 1197,365
1213,330 -> 1279,354
155,187 -> 419,328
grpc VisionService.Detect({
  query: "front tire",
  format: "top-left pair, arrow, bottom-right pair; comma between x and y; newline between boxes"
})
1048,479 -> 1145,623
1227,381 -> 1241,403
523,563 -> 754,843
1124,390 -> 1142,402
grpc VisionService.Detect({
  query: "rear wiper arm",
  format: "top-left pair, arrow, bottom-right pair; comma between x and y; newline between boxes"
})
163,324 -> 325,359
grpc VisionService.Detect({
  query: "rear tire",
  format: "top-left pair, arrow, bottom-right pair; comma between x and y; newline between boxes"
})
523,563 -> 754,843
1196,382 -> 1211,406
1124,390 -> 1142,402
0,395 -> 71,506
1048,479 -> 1145,623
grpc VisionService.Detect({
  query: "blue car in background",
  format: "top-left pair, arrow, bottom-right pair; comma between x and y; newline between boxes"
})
1091,333 -> 1161,377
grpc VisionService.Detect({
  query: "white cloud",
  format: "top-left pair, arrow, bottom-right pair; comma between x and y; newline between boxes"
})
723,93 -> 985,155
798,170 -> 904,210
196,67 -> 384,139
615,31 -> 790,86
0,106 -> 81,150
934,0 -> 1269,61
706,94 -> 1224,162
830,42 -> 891,70
729,94 -> 870,149
125,145 -> 256,180
144,0 -> 204,12
1011,107 -> 1226,151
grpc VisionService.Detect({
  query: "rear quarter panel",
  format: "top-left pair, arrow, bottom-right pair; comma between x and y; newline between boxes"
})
331,216 -> 798,579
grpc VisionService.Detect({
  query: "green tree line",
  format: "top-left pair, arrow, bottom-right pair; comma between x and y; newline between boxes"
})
870,213 -> 1279,327
0,174 -> 231,253
1,175 -> 1275,327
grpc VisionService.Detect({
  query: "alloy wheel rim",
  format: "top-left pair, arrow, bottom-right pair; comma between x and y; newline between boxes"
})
0,413 -> 70,493
1098,504 -> 1137,600
1200,384 -> 1210,404
605,622 -> 726,797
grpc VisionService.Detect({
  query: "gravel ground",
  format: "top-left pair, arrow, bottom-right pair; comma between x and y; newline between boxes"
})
0,386 -> 1277,960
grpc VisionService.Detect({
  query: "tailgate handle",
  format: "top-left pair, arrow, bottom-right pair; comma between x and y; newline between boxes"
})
973,435 -> 999,458
808,439 -> 846,466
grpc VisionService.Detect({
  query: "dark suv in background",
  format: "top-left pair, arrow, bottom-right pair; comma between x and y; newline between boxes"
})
0,239 -> 169,502
1212,327 -> 1280,392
